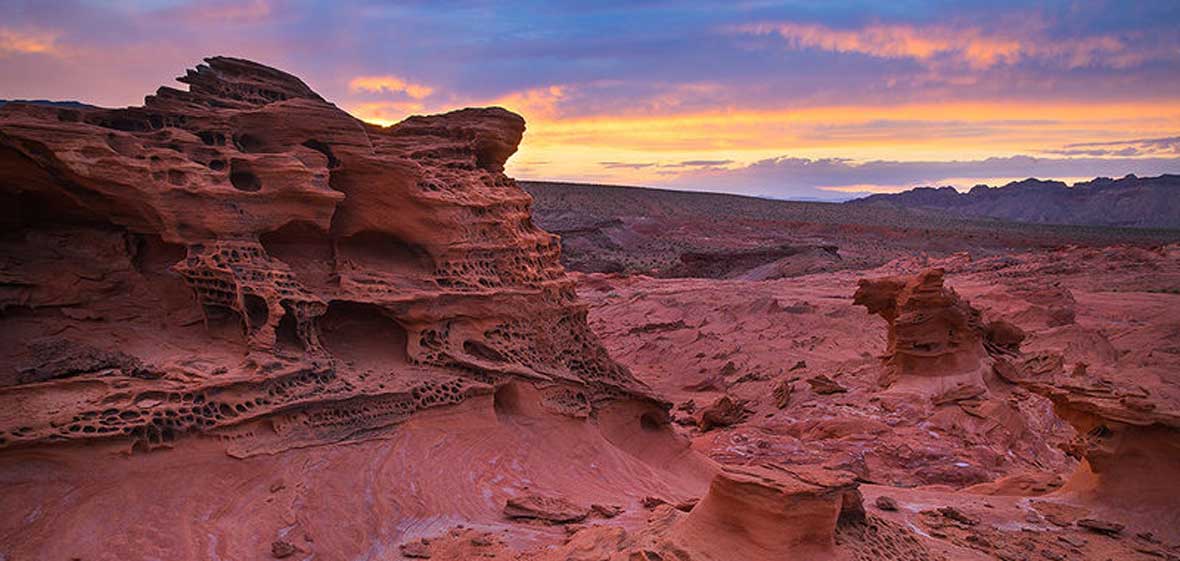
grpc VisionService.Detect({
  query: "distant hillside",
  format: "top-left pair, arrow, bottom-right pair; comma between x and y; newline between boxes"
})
848,174 -> 1180,228
521,180 -> 1180,277
0,99 -> 96,109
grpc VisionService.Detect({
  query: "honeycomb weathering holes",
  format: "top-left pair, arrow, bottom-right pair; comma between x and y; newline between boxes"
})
229,159 -> 261,191
0,57 -> 654,458
319,301 -> 409,368
493,383 -> 522,418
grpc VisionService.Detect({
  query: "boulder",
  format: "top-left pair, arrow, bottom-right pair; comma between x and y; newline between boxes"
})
504,493 -> 590,524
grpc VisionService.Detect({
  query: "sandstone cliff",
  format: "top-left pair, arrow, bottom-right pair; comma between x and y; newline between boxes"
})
0,56 -> 655,454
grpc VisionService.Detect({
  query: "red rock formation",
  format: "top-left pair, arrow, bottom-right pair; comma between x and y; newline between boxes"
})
503,493 -> 589,523
806,374 -> 848,395
670,464 -> 863,560
694,394 -> 750,430
10,56 -> 1154,561
533,464 -> 920,561
0,57 -> 737,561
997,352 -> 1180,534
853,268 -> 992,390
0,57 -> 657,455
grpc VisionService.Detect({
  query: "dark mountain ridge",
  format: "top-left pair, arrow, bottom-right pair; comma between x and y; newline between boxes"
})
0,99 -> 96,109
849,173 -> 1180,228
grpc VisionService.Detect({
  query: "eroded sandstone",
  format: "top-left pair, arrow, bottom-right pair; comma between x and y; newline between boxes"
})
853,268 -> 990,390
0,56 -> 656,455
0,58 -> 717,561
998,350 -> 1180,531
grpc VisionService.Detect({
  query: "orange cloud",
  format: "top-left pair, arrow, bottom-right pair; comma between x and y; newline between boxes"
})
349,75 -> 435,99
523,100 -> 1180,153
736,21 -> 1135,69
0,27 -> 60,57
344,81 -> 1180,186
491,85 -> 567,119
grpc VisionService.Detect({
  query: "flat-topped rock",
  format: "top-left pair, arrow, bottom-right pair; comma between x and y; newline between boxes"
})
671,463 -> 861,560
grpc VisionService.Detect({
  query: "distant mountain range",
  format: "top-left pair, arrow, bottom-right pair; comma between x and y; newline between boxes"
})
0,99 -> 96,109
848,174 -> 1180,229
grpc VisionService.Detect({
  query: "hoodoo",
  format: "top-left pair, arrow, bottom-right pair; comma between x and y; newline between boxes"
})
670,464 -> 864,561
854,268 -> 1015,391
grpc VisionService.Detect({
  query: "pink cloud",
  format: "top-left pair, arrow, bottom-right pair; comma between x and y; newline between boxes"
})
349,75 -> 435,100
0,27 -> 61,57
734,21 -> 1149,70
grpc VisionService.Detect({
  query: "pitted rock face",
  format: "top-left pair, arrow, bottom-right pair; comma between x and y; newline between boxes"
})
0,56 -> 656,453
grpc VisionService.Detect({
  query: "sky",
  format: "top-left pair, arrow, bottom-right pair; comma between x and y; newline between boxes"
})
2,1 -> 1179,200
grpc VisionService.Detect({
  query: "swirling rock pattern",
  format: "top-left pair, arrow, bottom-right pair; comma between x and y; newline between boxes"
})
0,56 -> 655,455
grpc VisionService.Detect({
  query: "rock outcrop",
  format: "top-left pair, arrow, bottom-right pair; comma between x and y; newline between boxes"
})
853,253 -> 1180,538
503,493 -> 589,523
0,55 -> 955,557
853,268 -> 991,389
0,57 -> 734,561
0,56 -> 655,455
997,352 -> 1180,530
536,463 -> 906,561
670,464 -> 863,560
694,395 -> 750,430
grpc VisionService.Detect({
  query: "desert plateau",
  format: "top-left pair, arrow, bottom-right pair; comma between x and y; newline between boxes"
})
2,2 -> 1180,561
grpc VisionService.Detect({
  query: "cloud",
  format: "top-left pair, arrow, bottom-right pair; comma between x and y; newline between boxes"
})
3,1 -> 1178,198
0,27 -> 60,57
349,75 -> 435,99
663,154 -> 1180,199
1050,136 -> 1180,157
600,161 -> 656,169
346,83 -> 569,127
1045,147 -> 1142,157
492,85 -> 568,119
348,101 -> 428,126
596,159 -> 734,170
733,21 -> 1156,70
740,22 -> 1019,69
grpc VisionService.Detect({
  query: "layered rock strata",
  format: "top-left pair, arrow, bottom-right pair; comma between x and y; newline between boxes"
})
853,268 -> 1013,390
996,352 -> 1180,528
0,56 -> 656,455
670,464 -> 864,560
